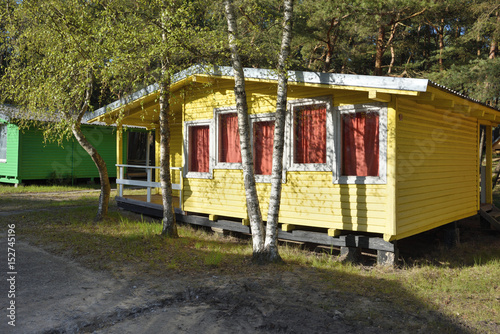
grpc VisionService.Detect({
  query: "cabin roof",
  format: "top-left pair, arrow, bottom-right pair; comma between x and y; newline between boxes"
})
83,64 -> 500,126
0,104 -> 131,128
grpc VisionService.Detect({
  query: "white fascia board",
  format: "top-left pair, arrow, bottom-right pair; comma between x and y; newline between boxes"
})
83,64 -> 430,122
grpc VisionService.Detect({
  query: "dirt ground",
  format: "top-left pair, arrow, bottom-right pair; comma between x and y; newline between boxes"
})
0,238 -> 470,334
0,192 -> 493,333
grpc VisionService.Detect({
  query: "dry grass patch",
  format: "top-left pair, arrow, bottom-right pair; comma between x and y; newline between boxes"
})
1,189 -> 499,333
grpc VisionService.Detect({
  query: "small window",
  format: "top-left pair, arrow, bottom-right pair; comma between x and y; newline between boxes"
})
251,113 -> 286,183
341,112 -> 379,177
335,103 -> 387,184
294,104 -> 327,164
0,124 -> 7,162
287,97 -> 333,172
184,120 -> 213,179
216,112 -> 241,168
253,120 -> 275,176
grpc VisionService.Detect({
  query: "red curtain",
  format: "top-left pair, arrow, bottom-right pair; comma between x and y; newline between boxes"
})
189,125 -> 210,173
294,104 -> 327,164
219,113 -> 241,163
342,112 -> 379,176
254,121 -> 275,175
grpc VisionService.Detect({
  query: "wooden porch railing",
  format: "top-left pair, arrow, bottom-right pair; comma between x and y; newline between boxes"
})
116,164 -> 183,211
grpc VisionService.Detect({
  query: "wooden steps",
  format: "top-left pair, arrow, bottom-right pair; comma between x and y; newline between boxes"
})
479,204 -> 500,231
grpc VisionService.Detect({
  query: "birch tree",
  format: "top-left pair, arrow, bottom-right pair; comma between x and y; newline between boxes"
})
264,0 -> 293,263
225,0 -> 266,256
1,0 -> 111,221
225,0 -> 294,262
100,0 -> 217,237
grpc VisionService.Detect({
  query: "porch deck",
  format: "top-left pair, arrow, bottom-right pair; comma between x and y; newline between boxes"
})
114,194 -> 396,262
116,194 -> 181,217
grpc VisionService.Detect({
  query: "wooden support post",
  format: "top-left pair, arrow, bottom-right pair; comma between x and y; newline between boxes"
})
242,218 -> 250,226
377,243 -> 399,266
155,126 -> 161,195
209,214 -> 219,222
443,222 -> 460,248
282,224 -> 295,232
328,229 -> 341,237
486,125 -> 493,204
116,124 -> 123,178
339,246 -> 361,263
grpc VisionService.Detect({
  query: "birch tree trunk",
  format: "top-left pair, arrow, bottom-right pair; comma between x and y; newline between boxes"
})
224,0 -> 265,256
262,0 -> 294,264
159,13 -> 178,238
72,87 -> 110,222
72,122 -> 111,221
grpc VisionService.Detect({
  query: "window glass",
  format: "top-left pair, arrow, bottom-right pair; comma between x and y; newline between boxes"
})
218,113 -> 241,163
0,124 -> 7,161
341,111 -> 379,177
253,120 -> 275,175
188,125 -> 210,173
294,104 -> 327,164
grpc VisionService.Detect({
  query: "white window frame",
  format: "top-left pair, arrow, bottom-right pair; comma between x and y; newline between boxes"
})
333,102 -> 387,185
285,96 -> 334,172
250,113 -> 287,183
213,107 -> 242,170
183,119 -> 214,179
0,123 -> 7,163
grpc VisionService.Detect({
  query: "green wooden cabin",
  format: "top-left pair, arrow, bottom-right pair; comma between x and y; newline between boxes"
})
0,106 -> 123,185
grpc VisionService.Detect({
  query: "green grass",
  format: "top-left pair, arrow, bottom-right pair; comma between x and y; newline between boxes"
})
1,188 -> 499,333
0,183 -> 106,194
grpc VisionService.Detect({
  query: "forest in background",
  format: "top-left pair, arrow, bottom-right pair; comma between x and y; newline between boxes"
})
1,0 -> 499,109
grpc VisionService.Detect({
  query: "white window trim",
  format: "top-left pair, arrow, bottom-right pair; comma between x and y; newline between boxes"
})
0,123 -> 7,163
213,107 -> 242,170
333,102 -> 387,185
285,96 -> 334,172
249,113 -> 287,183
183,119 -> 214,179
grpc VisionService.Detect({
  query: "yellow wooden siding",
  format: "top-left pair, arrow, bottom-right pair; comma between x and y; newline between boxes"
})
395,98 -> 479,239
181,81 -> 389,234
168,106 -> 184,197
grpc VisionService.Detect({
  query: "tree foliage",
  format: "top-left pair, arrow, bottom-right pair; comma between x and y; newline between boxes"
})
1,0 -> 113,220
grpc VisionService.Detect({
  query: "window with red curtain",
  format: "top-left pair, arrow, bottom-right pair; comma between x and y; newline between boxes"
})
189,125 -> 210,173
294,104 -> 327,164
342,112 -> 379,176
219,113 -> 241,163
253,120 -> 275,175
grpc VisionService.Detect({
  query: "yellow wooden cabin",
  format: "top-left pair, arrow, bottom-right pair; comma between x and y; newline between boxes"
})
84,65 -> 500,263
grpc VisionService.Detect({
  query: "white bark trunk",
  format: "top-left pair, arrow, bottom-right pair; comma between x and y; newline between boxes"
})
159,13 -> 178,238
72,87 -> 110,221
224,0 -> 265,255
263,0 -> 294,263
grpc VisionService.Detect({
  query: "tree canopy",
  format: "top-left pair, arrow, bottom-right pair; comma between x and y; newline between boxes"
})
2,0 -> 498,109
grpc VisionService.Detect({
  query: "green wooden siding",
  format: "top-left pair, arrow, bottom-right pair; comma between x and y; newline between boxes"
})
17,125 -> 118,181
0,121 -> 20,184
0,124 -> 120,184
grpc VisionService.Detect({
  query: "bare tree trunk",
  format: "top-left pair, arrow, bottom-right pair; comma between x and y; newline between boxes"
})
72,88 -> 111,222
438,19 -> 444,71
224,0 -> 265,257
489,40 -> 498,59
262,0 -> 293,264
71,123 -> 111,221
375,25 -> 385,76
388,45 -> 395,74
159,14 -> 178,238
489,12 -> 499,59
